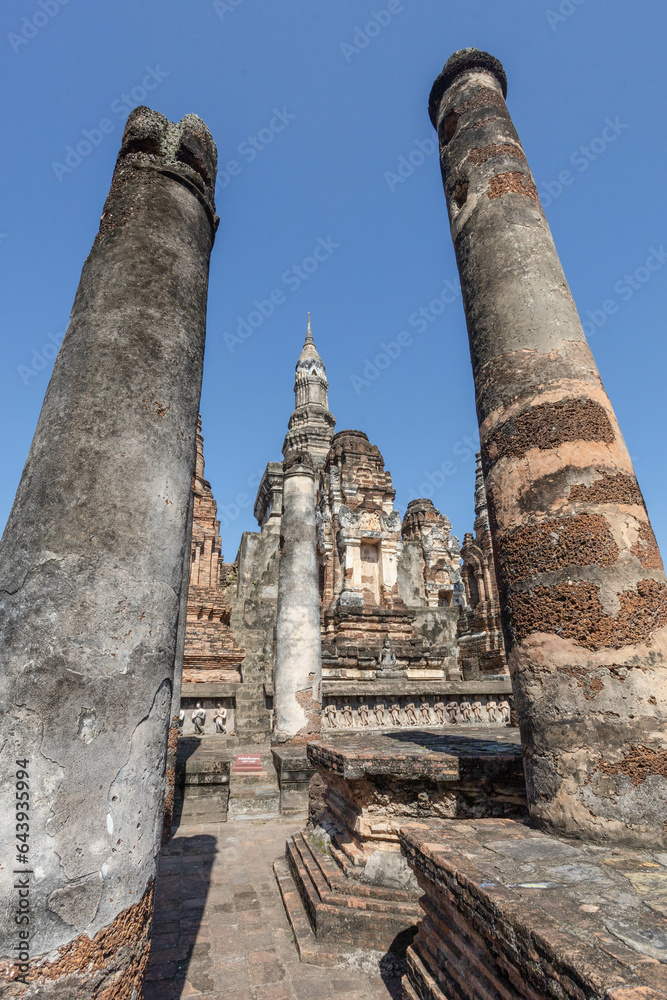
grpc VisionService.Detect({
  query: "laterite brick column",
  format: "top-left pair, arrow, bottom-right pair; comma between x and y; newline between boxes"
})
429,49 -> 667,846
0,107 -> 217,996
273,452 -> 322,742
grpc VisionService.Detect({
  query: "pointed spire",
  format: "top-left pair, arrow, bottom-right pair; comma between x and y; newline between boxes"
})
284,314 -> 336,467
297,312 -> 323,367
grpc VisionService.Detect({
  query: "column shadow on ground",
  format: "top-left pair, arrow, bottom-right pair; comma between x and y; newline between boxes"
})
143,833 -> 216,1000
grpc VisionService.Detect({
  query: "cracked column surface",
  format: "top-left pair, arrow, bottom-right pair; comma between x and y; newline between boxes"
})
0,107 -> 217,996
162,489 -> 193,846
273,452 -> 322,742
429,49 -> 667,846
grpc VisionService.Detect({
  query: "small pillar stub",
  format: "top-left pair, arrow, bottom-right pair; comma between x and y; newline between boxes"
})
0,106 -> 217,994
274,451 -> 323,742
430,49 -> 667,846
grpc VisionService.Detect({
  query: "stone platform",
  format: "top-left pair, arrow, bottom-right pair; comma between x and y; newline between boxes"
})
399,817 -> 667,1000
145,818 -> 396,1000
175,739 -> 286,826
309,728 -> 526,861
275,728 -> 527,969
174,737 -> 232,826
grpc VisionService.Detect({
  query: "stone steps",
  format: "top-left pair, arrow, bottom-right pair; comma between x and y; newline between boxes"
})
227,749 -> 280,821
273,859 -> 344,966
234,681 -> 272,743
403,948 -> 447,1000
235,729 -> 272,745
276,828 -> 421,955
292,831 -> 418,907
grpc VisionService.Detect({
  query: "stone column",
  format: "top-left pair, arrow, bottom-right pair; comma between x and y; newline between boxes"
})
0,107 -> 217,995
273,451 -> 322,741
163,487 -> 194,844
429,49 -> 667,846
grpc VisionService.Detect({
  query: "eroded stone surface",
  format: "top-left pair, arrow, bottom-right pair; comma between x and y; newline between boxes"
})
458,452 -> 507,677
0,106 -> 217,993
429,46 -> 667,845
307,729 -> 526,872
400,817 -> 667,999
274,453 -> 322,742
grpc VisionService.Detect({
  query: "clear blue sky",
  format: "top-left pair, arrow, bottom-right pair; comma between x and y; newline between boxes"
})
1,0 -> 666,560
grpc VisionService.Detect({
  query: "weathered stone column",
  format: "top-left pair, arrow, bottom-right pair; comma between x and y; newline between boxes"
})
0,107 -> 217,995
273,451 -> 322,742
162,487 -> 194,844
429,49 -> 667,846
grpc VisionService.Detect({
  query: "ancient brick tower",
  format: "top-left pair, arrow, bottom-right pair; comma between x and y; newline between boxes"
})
458,452 -> 507,676
184,417 -> 244,684
178,318 -> 512,745
429,47 -> 667,846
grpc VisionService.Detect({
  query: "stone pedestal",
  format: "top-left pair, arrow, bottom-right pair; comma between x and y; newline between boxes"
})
272,747 -> 316,816
430,47 -> 667,846
400,818 -> 667,999
309,730 -> 526,864
0,107 -> 217,996
275,729 -> 527,968
173,738 -> 231,826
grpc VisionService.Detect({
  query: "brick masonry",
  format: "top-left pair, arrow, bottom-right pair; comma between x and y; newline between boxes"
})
458,453 -> 507,677
273,729 -> 527,967
399,817 -> 667,999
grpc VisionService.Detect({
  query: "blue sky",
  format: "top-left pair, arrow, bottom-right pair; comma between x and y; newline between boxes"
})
1,0 -> 666,560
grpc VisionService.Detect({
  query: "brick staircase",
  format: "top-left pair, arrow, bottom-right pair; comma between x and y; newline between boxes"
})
274,829 -> 420,964
234,681 -> 272,745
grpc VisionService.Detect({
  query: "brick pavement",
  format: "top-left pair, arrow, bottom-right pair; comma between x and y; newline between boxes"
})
144,819 -> 398,1000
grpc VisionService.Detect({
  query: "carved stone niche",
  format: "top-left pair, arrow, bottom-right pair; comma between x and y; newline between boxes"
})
180,697 -> 235,736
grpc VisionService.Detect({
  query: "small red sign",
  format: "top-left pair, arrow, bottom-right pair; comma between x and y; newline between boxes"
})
234,754 -> 263,772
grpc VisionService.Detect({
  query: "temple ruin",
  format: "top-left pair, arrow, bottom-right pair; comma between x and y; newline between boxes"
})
2,45 -> 666,1000
177,316 -> 511,754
